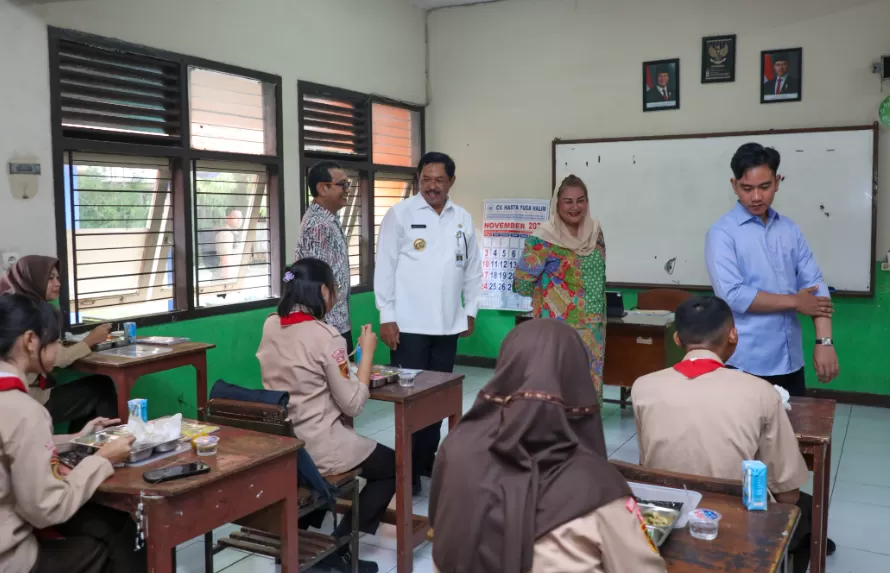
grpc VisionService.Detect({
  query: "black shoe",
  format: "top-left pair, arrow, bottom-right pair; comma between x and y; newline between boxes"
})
318,551 -> 379,573
827,538 -> 836,556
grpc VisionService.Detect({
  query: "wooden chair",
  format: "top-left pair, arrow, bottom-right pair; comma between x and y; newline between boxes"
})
202,398 -> 361,573
636,289 -> 692,313
610,460 -> 743,497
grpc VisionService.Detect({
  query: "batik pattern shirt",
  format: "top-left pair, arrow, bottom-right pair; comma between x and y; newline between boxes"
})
294,203 -> 351,334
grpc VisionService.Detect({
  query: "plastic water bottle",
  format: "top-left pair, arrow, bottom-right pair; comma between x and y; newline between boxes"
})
355,345 -> 362,364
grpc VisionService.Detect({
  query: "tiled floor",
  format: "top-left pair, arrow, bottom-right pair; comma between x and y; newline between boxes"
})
174,368 -> 890,572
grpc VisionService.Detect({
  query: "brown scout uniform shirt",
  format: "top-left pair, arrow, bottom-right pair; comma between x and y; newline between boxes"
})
257,315 -> 376,475
0,363 -> 114,573
434,497 -> 667,573
26,341 -> 92,405
632,349 -> 809,494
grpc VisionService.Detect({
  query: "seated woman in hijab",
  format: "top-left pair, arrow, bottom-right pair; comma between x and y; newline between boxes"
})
429,319 -> 667,573
0,256 -> 116,432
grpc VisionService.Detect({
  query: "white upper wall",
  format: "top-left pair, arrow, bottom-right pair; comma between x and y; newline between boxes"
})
1,0 -> 426,257
427,0 -> 890,255
0,0 -> 55,256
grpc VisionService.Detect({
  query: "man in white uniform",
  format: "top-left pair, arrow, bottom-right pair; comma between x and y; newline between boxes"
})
375,152 -> 482,491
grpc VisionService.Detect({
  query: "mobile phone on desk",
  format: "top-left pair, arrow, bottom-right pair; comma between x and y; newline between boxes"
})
143,462 -> 211,484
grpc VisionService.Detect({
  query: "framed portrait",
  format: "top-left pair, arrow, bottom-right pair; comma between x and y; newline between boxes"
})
643,58 -> 680,112
761,48 -> 802,103
701,35 -> 736,83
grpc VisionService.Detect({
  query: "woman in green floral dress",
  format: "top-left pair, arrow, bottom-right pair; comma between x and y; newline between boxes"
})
513,175 -> 607,404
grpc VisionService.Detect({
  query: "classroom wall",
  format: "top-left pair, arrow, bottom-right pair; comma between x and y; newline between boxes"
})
2,0 -> 426,417
0,0 -> 56,257
32,0 -> 427,257
421,0 -> 890,396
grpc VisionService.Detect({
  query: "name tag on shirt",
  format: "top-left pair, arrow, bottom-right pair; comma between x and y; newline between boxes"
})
455,230 -> 465,268
411,224 -> 426,229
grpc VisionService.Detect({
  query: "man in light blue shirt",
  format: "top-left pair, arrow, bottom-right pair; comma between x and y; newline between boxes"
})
705,143 -> 840,396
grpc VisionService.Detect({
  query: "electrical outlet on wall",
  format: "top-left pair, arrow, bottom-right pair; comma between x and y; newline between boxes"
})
1,252 -> 20,271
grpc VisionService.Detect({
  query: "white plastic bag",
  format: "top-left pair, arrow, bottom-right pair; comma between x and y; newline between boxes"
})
127,414 -> 182,447
773,385 -> 792,411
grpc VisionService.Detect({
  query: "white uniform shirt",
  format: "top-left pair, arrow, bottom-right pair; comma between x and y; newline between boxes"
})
374,193 -> 482,336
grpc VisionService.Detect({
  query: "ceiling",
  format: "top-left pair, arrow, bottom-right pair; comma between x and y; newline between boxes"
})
411,0 -> 498,9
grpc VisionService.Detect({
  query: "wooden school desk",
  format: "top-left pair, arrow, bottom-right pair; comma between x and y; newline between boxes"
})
787,396 -> 835,573
68,341 -> 215,420
369,371 -> 464,573
612,461 -> 799,573
515,312 -> 683,407
92,423 -> 302,573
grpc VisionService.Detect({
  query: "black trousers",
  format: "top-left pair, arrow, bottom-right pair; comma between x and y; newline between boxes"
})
31,537 -> 109,573
45,375 -> 118,433
729,367 -> 807,398
790,492 -> 813,573
390,333 -> 459,482
54,502 -> 146,573
335,444 -> 396,537
341,330 -> 355,357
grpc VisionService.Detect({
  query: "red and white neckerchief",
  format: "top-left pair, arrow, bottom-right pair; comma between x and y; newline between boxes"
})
279,311 -> 316,327
0,375 -> 27,393
673,358 -> 724,379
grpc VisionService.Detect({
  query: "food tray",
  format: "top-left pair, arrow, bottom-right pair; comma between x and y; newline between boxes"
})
369,367 -> 400,388
628,482 -> 702,528
639,503 -> 682,548
70,426 -> 183,463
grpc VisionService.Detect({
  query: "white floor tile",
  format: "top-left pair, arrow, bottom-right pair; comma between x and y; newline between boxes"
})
411,557 -> 437,573
850,405 -> 890,421
413,496 -> 430,517
217,554 -> 277,573
357,542 -> 399,572
825,546 -> 890,572
609,438 -> 641,464
176,544 -> 250,573
832,480 -> 890,509
415,542 -> 433,560
827,500 -> 890,555
835,449 -> 890,488
361,523 -> 433,554
846,417 -> 890,444
837,437 -> 890,458
834,403 -> 852,418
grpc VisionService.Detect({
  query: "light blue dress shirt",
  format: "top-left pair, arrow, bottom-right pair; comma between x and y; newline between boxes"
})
705,202 -> 829,376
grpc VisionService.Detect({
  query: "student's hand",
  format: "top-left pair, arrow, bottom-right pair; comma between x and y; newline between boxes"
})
95,435 -> 135,465
794,287 -> 833,318
813,345 -> 839,384
461,316 -> 475,338
358,324 -> 377,358
78,417 -> 122,437
84,324 -> 113,347
380,322 -> 400,350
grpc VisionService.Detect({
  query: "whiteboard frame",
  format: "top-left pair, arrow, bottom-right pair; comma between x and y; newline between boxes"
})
551,123 -> 879,297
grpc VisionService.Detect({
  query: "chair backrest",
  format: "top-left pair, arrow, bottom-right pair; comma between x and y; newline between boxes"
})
637,289 -> 692,313
610,460 -> 743,497
205,398 -> 294,437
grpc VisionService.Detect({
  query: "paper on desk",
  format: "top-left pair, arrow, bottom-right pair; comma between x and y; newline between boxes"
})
127,413 -> 182,447
774,385 -> 792,411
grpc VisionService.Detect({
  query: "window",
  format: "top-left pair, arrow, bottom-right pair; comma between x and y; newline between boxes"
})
50,28 -> 284,328
298,82 -> 423,292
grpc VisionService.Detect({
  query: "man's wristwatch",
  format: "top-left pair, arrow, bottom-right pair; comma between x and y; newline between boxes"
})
815,338 -> 834,346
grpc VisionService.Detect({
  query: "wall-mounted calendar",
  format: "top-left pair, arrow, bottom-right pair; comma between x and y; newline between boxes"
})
478,198 -> 550,311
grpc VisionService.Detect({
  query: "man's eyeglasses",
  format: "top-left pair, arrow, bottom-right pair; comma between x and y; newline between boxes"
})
328,179 -> 351,191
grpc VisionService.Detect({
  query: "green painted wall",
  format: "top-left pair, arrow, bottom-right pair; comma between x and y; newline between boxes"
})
56,265 -> 890,422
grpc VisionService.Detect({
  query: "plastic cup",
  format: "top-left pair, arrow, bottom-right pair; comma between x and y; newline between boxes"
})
398,370 -> 418,387
687,509 -> 722,540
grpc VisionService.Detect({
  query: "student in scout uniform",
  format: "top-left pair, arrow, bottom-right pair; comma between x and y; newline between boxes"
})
631,295 -> 834,573
0,255 -> 117,432
430,319 -> 666,573
0,294 -> 142,573
257,258 -> 392,573
705,142 -> 839,396
294,161 -> 355,354
374,151 -> 482,491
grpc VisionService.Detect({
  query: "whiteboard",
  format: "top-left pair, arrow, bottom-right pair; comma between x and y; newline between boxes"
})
554,126 -> 877,294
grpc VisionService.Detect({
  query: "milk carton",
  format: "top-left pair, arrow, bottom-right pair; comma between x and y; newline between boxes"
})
742,460 -> 768,511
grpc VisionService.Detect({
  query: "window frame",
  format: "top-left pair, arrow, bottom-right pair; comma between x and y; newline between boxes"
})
48,27 -> 286,331
297,81 -> 425,294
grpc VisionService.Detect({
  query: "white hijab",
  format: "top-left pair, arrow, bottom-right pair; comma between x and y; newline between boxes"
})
533,179 -> 601,256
